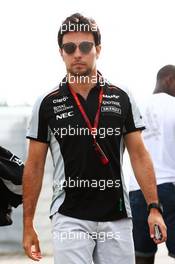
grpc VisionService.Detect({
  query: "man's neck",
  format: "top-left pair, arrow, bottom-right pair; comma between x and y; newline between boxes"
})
68,71 -> 98,100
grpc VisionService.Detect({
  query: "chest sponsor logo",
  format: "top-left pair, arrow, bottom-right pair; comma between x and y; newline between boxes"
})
53,104 -> 73,114
56,111 -> 74,120
53,96 -> 69,104
103,94 -> 120,99
101,106 -> 121,115
102,100 -> 121,107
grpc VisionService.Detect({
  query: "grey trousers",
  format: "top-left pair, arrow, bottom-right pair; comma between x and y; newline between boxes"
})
51,212 -> 135,264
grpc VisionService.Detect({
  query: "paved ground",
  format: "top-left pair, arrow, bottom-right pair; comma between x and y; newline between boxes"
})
0,244 -> 175,264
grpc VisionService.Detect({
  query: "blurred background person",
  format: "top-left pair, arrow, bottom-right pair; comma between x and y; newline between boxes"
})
0,146 -> 23,226
129,65 -> 175,264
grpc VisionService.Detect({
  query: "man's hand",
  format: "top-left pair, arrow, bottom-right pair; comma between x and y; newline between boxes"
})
23,226 -> 42,261
22,140 -> 48,260
148,209 -> 167,244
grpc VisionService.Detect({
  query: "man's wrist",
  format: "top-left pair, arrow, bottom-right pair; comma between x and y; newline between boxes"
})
23,216 -> 34,228
147,202 -> 163,215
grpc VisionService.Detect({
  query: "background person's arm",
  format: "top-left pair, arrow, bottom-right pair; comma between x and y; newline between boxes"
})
23,140 -> 48,261
124,131 -> 167,244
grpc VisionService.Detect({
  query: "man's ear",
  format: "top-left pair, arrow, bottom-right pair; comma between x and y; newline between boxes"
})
96,45 -> 101,59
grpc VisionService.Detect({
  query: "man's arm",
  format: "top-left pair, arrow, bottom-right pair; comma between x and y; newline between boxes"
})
124,131 -> 167,243
23,140 -> 48,261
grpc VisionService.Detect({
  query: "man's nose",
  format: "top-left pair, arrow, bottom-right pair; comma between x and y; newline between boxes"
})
73,46 -> 82,58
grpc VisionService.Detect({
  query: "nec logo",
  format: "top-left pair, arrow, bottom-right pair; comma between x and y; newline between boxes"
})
56,111 -> 74,120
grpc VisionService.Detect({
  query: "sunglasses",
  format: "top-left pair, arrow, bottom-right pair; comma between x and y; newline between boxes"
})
61,41 -> 94,55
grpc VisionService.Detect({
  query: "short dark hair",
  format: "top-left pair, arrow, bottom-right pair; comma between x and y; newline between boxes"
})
58,13 -> 101,48
157,65 -> 175,81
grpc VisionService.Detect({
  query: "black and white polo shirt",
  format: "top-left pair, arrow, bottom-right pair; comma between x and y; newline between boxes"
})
27,75 -> 145,221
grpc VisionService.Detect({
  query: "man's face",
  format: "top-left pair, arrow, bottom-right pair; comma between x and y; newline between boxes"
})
60,31 -> 101,77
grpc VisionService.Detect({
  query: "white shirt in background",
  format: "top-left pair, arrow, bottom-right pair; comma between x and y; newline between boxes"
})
129,93 -> 175,191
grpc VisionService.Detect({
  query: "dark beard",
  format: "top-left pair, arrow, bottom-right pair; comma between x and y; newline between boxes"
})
68,67 -> 92,77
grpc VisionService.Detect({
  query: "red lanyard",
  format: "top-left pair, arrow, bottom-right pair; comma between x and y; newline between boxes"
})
68,84 -> 109,165
68,84 -> 103,136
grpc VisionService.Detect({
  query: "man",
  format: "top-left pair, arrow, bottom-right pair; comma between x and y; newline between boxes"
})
23,13 -> 166,264
129,65 -> 175,264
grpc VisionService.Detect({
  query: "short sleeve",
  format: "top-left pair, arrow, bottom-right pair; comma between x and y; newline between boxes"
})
26,96 -> 51,143
123,90 -> 145,135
